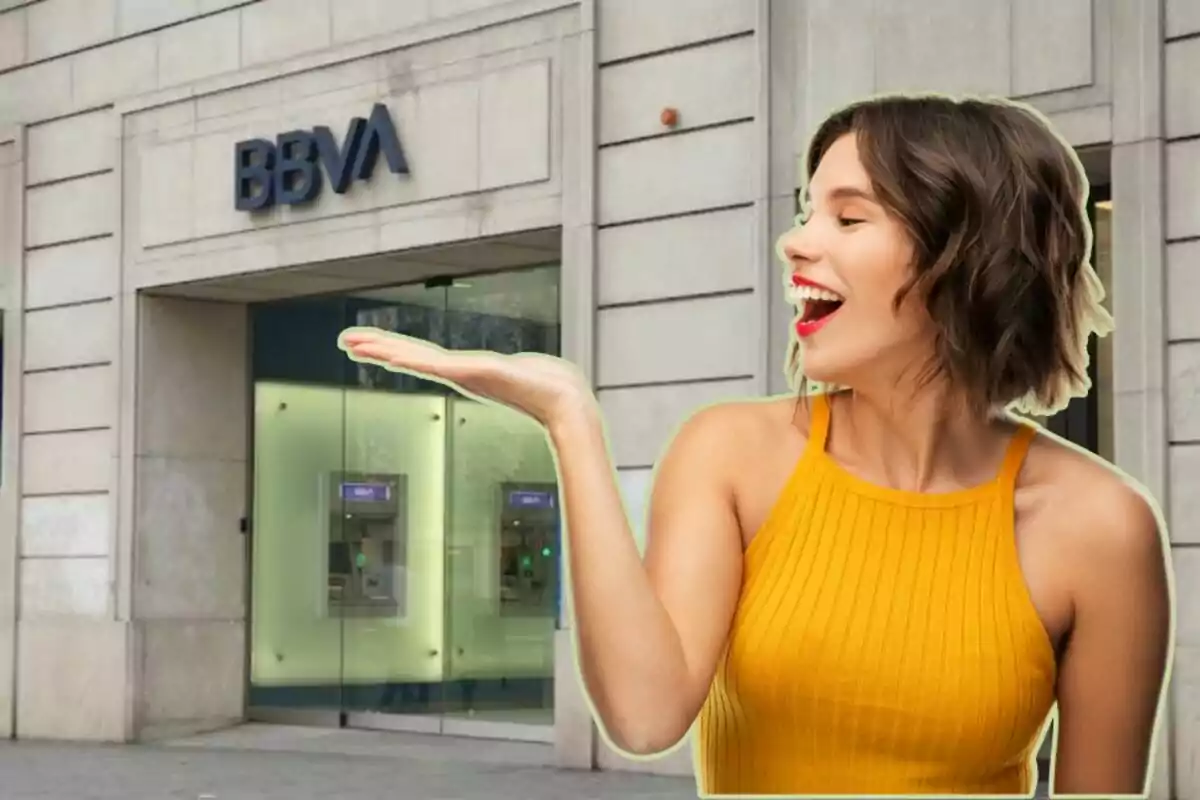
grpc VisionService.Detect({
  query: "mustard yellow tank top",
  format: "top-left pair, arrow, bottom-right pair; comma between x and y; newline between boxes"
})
697,392 -> 1057,796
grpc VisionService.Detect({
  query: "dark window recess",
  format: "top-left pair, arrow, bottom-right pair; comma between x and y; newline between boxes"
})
1045,184 -> 1108,455
250,291 -> 558,391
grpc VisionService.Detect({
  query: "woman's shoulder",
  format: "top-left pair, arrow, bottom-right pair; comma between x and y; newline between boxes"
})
676,393 -> 808,442
1021,425 -> 1167,579
659,393 -> 808,468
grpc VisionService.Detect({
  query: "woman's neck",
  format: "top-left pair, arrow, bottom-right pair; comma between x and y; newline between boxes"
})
828,384 -> 1014,494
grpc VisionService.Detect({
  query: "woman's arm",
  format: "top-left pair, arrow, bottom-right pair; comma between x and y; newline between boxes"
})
550,404 -> 745,755
335,330 -> 745,756
1051,485 -> 1172,796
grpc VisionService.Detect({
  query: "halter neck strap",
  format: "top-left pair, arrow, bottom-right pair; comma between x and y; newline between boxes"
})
805,392 -> 832,455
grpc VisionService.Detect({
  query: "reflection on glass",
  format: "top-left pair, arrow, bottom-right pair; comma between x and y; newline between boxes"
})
442,396 -> 559,725
350,266 -> 561,726
449,268 -> 560,725
248,265 -> 561,730
250,379 -> 350,712
340,386 -> 449,712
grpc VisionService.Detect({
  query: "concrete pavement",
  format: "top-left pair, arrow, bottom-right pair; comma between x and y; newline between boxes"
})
0,723 -> 1051,799
0,725 -> 699,800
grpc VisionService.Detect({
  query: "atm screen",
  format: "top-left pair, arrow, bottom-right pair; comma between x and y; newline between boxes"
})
507,490 -> 555,510
340,481 -> 391,503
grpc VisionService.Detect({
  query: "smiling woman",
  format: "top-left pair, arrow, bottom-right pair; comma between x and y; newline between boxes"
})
337,93 -> 1172,798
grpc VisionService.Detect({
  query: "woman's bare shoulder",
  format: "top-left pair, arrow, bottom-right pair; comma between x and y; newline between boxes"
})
659,394 -> 807,481
1021,427 -> 1167,581
671,394 -> 804,446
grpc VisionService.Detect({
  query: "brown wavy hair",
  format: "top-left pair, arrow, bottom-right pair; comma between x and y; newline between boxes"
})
788,93 -> 1112,418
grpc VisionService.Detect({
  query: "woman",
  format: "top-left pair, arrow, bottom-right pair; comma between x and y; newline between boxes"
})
339,94 -> 1173,797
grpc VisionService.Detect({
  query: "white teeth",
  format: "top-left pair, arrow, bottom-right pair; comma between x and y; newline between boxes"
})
787,285 -> 844,305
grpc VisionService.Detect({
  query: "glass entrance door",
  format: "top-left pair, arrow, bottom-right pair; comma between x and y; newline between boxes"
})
440,390 -> 559,732
336,278 -> 452,731
247,265 -> 562,740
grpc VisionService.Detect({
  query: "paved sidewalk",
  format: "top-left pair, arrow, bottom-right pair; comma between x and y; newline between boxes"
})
0,725 -> 699,800
0,723 -> 1051,799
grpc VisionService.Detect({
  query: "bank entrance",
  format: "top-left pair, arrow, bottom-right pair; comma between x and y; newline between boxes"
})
155,231 -> 567,743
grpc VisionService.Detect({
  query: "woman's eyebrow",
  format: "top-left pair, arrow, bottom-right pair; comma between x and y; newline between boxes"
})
800,186 -> 877,207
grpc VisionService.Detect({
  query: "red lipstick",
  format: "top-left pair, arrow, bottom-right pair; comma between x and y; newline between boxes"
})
795,313 -> 837,338
791,273 -> 838,293
790,274 -> 844,338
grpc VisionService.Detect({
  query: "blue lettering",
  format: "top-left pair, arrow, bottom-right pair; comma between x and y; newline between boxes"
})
233,104 -> 409,212
233,138 -> 275,211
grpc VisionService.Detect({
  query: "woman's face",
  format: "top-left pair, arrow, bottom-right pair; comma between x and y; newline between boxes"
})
778,133 -> 935,391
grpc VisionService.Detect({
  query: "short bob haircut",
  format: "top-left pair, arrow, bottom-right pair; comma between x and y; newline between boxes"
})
788,93 -> 1113,418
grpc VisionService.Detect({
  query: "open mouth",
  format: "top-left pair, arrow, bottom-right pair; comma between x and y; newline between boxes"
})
791,284 -> 845,327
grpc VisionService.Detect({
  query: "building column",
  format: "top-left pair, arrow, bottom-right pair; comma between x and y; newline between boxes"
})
1161,1 -> 1200,797
10,110 -> 129,743
126,295 -> 249,740
553,0 -> 600,771
1110,1 -> 1180,797
0,126 -> 22,740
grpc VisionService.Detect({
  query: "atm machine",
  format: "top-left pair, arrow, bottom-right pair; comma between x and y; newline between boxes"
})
323,471 -> 407,618
496,481 -> 560,618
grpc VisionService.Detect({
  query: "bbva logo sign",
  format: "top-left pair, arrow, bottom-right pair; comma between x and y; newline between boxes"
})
233,102 -> 409,212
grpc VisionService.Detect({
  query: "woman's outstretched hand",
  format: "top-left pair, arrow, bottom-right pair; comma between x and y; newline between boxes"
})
338,327 -> 597,430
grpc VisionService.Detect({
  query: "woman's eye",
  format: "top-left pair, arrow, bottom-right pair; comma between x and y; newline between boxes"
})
838,217 -> 864,227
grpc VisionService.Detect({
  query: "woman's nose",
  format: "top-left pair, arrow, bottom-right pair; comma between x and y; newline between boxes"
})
777,224 -> 818,266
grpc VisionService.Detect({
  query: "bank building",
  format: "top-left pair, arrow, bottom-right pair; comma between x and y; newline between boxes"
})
0,0 -> 1196,795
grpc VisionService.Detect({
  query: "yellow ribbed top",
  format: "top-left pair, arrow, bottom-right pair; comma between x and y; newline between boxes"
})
697,392 -> 1057,796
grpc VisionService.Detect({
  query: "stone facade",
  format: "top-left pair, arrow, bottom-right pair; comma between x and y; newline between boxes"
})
0,0 -> 1194,796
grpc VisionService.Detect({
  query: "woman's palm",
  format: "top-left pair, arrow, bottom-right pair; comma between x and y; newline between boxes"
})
338,327 -> 592,426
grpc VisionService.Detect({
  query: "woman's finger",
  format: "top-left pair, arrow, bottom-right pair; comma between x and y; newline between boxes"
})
343,340 -> 431,368
339,328 -> 432,353
339,329 -> 504,385
340,329 -> 448,373
339,328 -> 405,349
